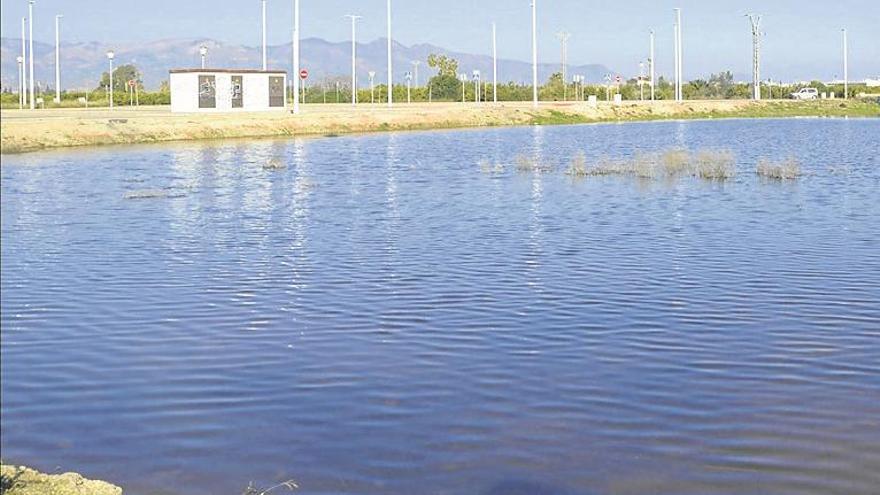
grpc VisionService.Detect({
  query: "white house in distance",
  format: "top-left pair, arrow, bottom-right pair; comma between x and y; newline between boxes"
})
169,69 -> 288,113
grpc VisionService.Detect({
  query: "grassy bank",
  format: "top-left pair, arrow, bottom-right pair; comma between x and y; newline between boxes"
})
1,99 -> 877,155
1,464 -> 122,495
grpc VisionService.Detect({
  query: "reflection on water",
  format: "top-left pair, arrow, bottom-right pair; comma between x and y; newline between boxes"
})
2,119 -> 880,495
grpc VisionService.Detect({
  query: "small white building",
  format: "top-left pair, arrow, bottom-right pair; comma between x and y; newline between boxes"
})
169,69 -> 288,113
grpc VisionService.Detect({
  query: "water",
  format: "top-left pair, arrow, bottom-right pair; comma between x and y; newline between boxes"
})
2,118 -> 879,495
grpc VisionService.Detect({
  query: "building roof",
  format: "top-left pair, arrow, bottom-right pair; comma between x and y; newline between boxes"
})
169,69 -> 287,74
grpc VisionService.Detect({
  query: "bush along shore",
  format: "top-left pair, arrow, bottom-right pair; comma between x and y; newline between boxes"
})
1,99 -> 878,155
1,464 -> 122,495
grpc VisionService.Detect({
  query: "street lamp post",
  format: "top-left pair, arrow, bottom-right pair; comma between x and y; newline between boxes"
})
261,0 -> 267,70
345,15 -> 362,106
21,17 -> 27,109
199,45 -> 208,69
649,30 -> 655,101
459,73 -> 467,103
106,50 -> 115,109
292,0 -> 300,114
531,0 -> 538,108
369,71 -> 376,103
28,0 -> 35,109
473,70 -> 481,104
492,21 -> 498,103
55,14 -> 62,103
842,29 -> 848,100
17,56 -> 24,109
386,0 -> 393,108
405,71 -> 412,103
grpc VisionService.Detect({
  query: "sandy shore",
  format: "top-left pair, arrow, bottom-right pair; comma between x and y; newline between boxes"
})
2,99 -> 877,154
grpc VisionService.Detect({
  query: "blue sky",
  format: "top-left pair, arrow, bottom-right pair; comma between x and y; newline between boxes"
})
2,0 -> 877,80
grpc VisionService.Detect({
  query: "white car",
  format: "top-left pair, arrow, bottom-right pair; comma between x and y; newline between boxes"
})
791,88 -> 819,100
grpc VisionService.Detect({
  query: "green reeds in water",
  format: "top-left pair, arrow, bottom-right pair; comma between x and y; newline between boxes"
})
757,158 -> 801,179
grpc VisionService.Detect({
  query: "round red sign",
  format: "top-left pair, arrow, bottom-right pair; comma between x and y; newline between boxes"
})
299,69 -> 309,80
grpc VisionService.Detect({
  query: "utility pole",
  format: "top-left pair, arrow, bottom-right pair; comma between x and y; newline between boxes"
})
842,29 -> 848,100
531,0 -> 538,108
649,29 -> 655,101
369,71 -> 376,103
200,45 -> 208,69
747,14 -> 762,101
406,71 -> 412,103
261,0 -> 268,70
386,0 -> 393,108
28,0 -> 35,109
556,31 -> 570,101
292,0 -> 300,114
492,21 -> 498,103
55,14 -> 62,103
345,15 -> 362,106
21,17 -> 27,109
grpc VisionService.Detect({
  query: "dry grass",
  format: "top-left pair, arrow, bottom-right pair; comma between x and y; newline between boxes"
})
693,150 -> 736,180
757,158 -> 801,179
263,158 -> 286,170
661,149 -> 692,175
478,158 -> 505,174
565,152 -> 588,176
515,154 -> 553,173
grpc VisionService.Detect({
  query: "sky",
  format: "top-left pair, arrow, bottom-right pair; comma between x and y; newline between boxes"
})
2,0 -> 878,81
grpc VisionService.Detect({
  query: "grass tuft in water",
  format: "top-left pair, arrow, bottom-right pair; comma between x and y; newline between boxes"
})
661,148 -> 692,176
693,150 -> 736,180
565,152 -> 588,176
757,158 -> 801,180
515,154 -> 553,173
263,158 -> 286,171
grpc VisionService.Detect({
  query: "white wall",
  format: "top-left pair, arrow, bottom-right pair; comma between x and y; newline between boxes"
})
170,72 -> 287,113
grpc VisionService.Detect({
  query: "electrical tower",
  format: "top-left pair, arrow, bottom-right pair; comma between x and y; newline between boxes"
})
747,14 -> 762,101
556,31 -> 571,100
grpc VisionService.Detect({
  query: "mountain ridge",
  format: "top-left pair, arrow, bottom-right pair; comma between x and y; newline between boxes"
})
1,37 -> 612,91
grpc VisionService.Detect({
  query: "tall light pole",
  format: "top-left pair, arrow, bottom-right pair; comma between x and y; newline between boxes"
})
292,0 -> 300,114
492,21 -> 498,103
369,71 -> 376,103
556,31 -> 570,101
107,50 -> 115,109
473,70 -> 482,104
531,0 -> 538,108
411,60 -> 420,87
54,14 -> 62,103
747,14 -> 762,101
674,8 -> 683,101
261,0 -> 267,70
199,45 -> 208,69
21,17 -> 27,109
345,15 -> 362,106
842,29 -> 848,100
649,29 -> 655,101
17,56 -> 24,109
28,0 -> 35,110
405,71 -> 412,103
386,0 -> 393,107
459,73 -> 467,103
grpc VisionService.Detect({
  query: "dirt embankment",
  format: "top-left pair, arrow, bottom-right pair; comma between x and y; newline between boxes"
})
1,464 -> 122,495
1,99 -> 877,155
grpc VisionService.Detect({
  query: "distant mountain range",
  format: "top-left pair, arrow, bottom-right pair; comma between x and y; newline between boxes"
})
1,37 -> 612,92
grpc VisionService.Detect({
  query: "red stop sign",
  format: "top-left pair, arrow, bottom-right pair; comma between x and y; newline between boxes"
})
299,69 -> 309,80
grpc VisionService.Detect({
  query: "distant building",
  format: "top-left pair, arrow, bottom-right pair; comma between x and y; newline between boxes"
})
169,69 -> 287,113
866,78 -> 880,88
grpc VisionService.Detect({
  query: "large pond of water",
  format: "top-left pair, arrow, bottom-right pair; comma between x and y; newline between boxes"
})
2,119 -> 879,495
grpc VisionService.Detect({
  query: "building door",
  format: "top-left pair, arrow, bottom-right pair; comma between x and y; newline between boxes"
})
232,76 -> 243,108
269,76 -> 285,107
198,75 -> 216,109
